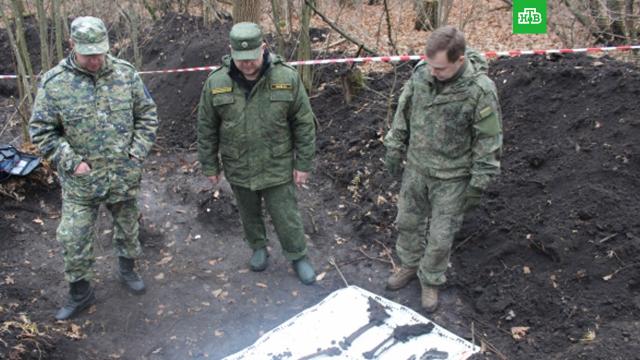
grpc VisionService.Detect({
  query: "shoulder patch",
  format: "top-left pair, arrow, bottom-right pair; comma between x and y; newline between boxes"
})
271,83 -> 292,90
41,66 -> 66,87
111,57 -> 136,71
479,106 -> 493,118
211,87 -> 233,95
475,74 -> 497,94
413,60 -> 427,72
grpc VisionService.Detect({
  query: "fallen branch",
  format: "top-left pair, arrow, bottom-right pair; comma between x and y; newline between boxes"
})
358,248 -> 392,264
304,0 -> 377,55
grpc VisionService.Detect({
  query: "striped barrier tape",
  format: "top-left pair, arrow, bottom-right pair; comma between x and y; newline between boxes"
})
1,44 -> 639,80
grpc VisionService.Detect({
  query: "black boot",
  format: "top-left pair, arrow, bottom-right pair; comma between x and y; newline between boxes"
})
118,257 -> 145,294
55,280 -> 96,321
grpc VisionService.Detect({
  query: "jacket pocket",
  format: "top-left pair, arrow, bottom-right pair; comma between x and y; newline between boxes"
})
271,141 -> 292,158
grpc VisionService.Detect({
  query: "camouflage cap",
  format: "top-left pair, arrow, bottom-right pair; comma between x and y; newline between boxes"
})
229,22 -> 263,60
71,16 -> 109,55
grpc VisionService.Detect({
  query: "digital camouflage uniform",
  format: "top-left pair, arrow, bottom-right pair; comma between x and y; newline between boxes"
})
29,53 -> 158,283
197,53 -> 315,261
384,49 -> 502,287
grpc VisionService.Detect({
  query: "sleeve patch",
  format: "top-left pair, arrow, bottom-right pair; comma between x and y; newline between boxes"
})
479,106 -> 493,118
211,87 -> 232,95
271,83 -> 292,90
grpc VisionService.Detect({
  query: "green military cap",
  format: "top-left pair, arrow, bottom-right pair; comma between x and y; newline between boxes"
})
229,22 -> 263,60
71,16 -> 109,55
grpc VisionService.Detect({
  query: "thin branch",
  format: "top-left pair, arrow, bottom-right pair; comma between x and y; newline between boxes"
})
304,0 -> 378,55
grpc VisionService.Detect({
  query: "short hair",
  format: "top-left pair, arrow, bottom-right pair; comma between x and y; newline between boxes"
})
425,26 -> 466,62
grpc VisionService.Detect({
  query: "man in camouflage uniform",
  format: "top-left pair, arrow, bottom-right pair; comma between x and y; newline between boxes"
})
29,17 -> 158,320
384,26 -> 502,311
197,22 -> 317,284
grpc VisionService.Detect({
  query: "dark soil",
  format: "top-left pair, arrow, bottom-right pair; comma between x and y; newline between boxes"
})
2,14 -> 640,360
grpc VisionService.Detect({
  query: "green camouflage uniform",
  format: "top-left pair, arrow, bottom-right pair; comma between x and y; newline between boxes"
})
29,53 -> 158,283
197,54 -> 315,260
384,50 -> 502,286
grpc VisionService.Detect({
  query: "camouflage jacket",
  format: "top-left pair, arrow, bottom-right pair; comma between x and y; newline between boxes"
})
197,54 -> 316,191
384,50 -> 502,190
29,54 -> 158,203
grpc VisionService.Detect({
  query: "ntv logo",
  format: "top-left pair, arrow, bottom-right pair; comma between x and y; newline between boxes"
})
518,8 -> 543,25
513,0 -> 546,33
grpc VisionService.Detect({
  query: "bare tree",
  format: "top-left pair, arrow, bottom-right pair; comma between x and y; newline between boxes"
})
298,0 -> 313,92
271,0 -> 286,56
35,0 -> 50,71
415,0 -> 439,31
561,0 -> 639,44
0,1 -> 34,142
52,0 -> 64,62
233,0 -> 261,24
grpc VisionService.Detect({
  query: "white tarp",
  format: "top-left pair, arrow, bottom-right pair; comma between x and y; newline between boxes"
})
224,285 -> 479,359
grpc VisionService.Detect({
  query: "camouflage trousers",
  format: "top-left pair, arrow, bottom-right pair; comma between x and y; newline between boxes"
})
395,167 -> 467,287
56,197 -> 142,283
231,182 -> 307,261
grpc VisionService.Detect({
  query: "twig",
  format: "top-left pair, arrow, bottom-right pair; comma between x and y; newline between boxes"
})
452,232 -> 479,253
479,336 -> 508,360
382,0 -> 397,54
304,0 -> 377,55
598,233 -> 618,243
329,256 -> 349,287
358,248 -> 391,264
373,239 -> 396,270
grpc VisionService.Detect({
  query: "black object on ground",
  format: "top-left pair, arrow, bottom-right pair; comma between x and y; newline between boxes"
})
362,322 -> 435,359
339,296 -> 391,349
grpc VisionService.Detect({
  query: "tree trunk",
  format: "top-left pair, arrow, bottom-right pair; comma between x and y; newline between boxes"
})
298,0 -> 313,92
0,4 -> 33,142
415,0 -> 439,31
35,0 -> 50,71
129,1 -> 142,68
52,0 -> 64,61
10,0 -> 34,78
271,0 -> 286,56
233,0 -> 261,24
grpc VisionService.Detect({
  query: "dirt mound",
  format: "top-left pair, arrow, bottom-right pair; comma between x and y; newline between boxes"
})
139,14 -> 232,149
313,54 -> 640,359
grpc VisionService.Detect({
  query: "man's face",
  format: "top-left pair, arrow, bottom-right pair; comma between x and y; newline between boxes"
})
75,52 -> 106,73
232,45 -> 265,80
426,50 -> 465,81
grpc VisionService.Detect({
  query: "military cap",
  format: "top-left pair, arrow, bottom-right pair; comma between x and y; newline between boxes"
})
229,22 -> 263,60
71,16 -> 109,55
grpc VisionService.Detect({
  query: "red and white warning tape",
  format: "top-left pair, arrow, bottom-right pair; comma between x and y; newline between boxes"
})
1,44 -> 639,80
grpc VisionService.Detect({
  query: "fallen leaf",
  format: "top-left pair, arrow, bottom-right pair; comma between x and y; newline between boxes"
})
523,266 -> 531,274
154,273 -> 165,280
4,275 -> 15,285
65,323 -> 86,339
212,289 -> 223,298
602,273 -> 614,281
316,272 -> 326,281
33,217 -> 44,225
214,330 -> 224,337
256,282 -> 268,288
511,326 -> 530,340
580,329 -> 596,342
156,256 -> 173,266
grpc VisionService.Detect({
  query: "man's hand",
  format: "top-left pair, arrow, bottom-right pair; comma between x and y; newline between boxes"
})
464,186 -> 483,212
207,175 -> 220,185
74,161 -> 91,175
384,152 -> 402,177
293,170 -> 309,188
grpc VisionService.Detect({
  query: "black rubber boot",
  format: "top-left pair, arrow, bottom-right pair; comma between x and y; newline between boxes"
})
118,257 -> 146,294
55,280 -> 96,321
